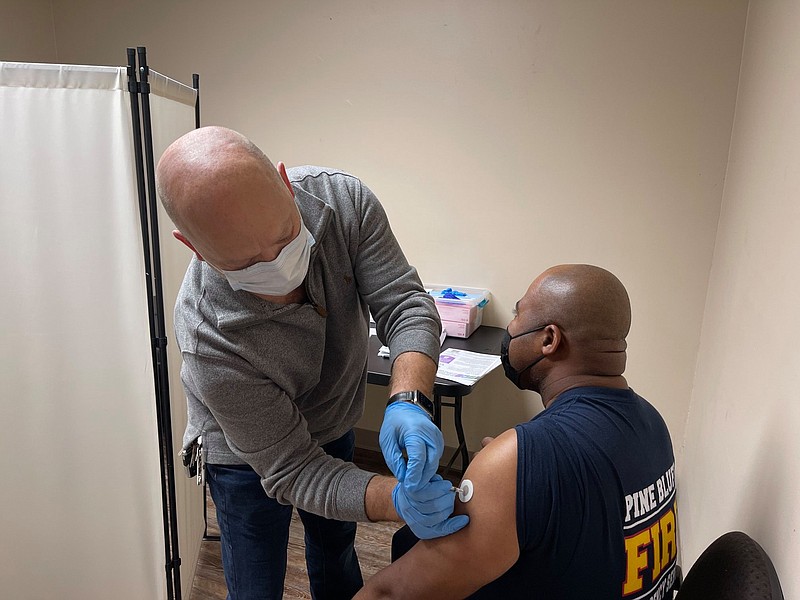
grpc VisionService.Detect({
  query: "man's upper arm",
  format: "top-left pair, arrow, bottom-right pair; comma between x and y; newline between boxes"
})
357,429 -> 521,599
348,179 -> 440,365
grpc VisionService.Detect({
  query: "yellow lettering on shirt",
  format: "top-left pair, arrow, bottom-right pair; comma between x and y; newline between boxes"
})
649,521 -> 662,580
622,505 -> 678,597
660,509 -> 676,568
622,529 -> 651,595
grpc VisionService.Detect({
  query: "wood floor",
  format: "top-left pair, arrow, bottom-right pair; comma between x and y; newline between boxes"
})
189,448 -> 415,600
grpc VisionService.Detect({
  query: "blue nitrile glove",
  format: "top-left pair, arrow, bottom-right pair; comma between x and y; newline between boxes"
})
393,475 -> 470,539
380,401 -> 444,491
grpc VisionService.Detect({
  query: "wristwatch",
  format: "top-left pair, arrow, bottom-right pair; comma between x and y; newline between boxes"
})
387,390 -> 435,421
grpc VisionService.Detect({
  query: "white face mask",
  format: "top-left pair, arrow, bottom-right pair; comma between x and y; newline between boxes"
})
219,216 -> 315,296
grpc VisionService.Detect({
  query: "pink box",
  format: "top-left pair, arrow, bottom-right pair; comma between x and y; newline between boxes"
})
436,301 -> 479,324
442,312 -> 482,338
429,286 -> 491,339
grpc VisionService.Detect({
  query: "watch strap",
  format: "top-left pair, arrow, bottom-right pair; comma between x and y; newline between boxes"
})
387,390 -> 435,421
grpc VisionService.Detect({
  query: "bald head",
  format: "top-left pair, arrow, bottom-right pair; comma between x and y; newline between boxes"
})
523,264 -> 631,343
156,126 -> 299,270
507,265 -> 632,399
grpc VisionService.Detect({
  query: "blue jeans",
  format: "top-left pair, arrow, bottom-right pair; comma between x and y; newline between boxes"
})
207,430 -> 363,600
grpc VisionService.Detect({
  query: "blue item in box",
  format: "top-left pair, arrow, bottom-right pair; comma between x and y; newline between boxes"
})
429,288 -> 490,308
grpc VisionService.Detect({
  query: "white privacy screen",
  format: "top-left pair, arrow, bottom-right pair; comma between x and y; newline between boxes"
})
0,61 -> 197,599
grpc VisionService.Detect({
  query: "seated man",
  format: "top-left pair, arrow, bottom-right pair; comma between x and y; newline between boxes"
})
356,264 -> 678,600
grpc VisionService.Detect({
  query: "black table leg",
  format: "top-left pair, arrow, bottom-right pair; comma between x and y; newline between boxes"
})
433,391 -> 442,429
454,395 -> 469,471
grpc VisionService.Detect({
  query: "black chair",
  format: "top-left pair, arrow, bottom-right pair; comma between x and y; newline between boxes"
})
675,531 -> 783,599
391,524 -> 419,562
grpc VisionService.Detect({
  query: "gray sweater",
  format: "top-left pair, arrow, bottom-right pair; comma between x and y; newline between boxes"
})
175,166 -> 441,522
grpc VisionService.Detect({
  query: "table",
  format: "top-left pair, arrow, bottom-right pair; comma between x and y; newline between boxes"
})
367,325 -> 505,473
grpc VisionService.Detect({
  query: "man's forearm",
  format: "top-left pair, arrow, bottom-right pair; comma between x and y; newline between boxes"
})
365,475 -> 400,522
389,351 -> 437,398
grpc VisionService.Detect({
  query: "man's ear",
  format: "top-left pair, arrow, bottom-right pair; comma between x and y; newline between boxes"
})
172,230 -> 204,261
277,161 -> 295,198
541,324 -> 562,356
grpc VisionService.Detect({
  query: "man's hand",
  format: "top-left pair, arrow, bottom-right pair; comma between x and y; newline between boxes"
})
356,429 -> 520,600
393,475 -> 469,539
380,402 -> 443,490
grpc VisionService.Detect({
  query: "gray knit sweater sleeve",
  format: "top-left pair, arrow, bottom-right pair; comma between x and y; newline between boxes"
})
182,349 -> 375,522
347,179 -> 441,364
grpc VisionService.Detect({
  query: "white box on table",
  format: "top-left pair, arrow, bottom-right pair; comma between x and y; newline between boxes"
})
441,315 -> 482,338
427,285 -> 491,339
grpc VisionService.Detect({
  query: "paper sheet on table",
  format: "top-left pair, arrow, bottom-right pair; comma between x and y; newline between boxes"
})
436,348 -> 502,386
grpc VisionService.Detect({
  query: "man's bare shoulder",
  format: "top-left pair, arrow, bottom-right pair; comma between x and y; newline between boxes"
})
356,428 -> 521,600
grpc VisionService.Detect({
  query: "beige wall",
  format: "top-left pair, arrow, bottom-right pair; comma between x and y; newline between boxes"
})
680,1 -> 798,594
0,0 -> 57,62
51,1 -> 747,459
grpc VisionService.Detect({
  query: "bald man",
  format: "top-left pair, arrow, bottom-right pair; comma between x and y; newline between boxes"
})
157,127 -> 465,600
356,265 -> 678,600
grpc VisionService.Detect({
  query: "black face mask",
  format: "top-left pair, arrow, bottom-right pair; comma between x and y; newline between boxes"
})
500,325 -> 547,389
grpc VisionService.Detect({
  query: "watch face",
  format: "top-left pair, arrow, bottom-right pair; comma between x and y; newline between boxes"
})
411,391 -> 434,417
388,391 -> 434,419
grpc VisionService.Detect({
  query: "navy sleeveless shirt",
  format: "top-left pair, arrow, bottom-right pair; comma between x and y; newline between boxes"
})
470,387 -> 677,600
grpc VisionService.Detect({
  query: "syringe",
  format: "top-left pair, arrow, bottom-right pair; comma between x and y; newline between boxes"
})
450,479 -> 474,502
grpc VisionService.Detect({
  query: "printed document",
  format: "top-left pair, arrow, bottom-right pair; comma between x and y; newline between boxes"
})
436,348 -> 501,386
